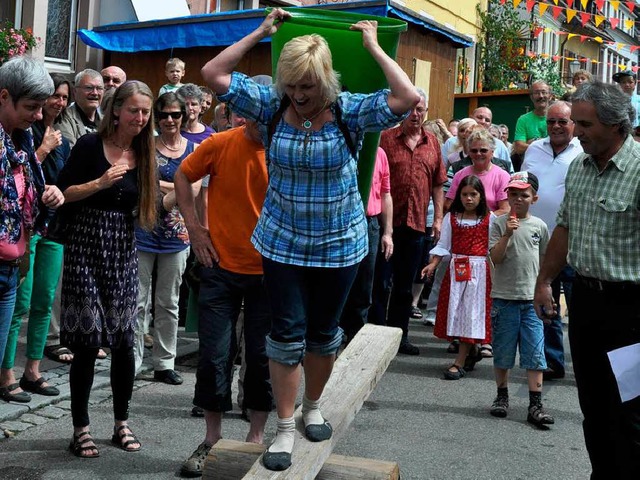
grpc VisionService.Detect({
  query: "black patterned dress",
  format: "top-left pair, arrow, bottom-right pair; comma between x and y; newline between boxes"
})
56,134 -> 139,349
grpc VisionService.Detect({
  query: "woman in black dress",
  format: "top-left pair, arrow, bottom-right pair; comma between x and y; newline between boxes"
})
56,81 -> 157,458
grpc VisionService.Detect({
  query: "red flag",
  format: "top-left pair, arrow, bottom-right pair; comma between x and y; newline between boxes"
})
580,12 -> 590,26
526,0 -> 535,12
566,0 -> 575,7
552,55 -> 561,61
552,6 -> 563,19
580,34 -> 588,42
500,0 -> 506,4
631,45 -> 640,52
633,66 -> 640,73
610,17 -> 620,29
595,0 -> 606,11
626,1 -> 635,13
533,26 -> 544,38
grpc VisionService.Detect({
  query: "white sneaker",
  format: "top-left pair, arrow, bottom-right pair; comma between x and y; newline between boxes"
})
422,312 -> 435,326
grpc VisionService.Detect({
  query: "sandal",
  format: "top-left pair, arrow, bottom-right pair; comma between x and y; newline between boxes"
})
410,306 -> 423,319
111,424 -> 141,452
443,364 -> 465,380
480,345 -> 493,358
44,344 -> 74,364
446,339 -> 460,354
69,430 -> 100,458
96,349 -> 108,360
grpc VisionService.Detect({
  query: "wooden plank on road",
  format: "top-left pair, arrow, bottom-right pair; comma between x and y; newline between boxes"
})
239,324 -> 402,480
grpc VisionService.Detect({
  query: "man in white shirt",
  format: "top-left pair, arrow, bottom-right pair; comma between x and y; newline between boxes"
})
522,100 -> 582,380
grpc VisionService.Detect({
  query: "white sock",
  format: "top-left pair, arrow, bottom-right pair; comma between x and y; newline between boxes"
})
266,416 -> 295,454
302,395 -> 325,427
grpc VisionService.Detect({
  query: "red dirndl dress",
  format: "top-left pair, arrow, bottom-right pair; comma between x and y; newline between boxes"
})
433,214 -> 492,344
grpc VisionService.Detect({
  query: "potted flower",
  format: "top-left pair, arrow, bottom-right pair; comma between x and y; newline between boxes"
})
0,22 -> 38,65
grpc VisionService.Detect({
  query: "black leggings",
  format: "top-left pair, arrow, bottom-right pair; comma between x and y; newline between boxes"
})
70,346 -> 135,428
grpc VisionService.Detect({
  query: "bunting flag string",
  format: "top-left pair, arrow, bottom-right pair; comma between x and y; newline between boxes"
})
522,50 -> 640,72
502,0 -> 640,33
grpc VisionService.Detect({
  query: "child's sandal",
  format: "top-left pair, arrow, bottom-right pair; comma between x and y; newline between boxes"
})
111,424 -> 141,452
69,430 -> 100,458
443,364 -> 466,380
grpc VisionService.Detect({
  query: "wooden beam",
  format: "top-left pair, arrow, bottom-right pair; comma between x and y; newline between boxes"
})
204,439 -> 399,480
237,324 -> 402,480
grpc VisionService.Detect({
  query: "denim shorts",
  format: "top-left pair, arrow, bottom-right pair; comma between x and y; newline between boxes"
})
490,298 -> 547,371
262,257 -> 359,366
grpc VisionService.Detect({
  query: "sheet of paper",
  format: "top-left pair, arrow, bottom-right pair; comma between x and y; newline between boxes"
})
607,343 -> 640,403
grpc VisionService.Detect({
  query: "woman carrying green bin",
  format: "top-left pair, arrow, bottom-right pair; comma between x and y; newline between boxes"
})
200,8 -> 419,471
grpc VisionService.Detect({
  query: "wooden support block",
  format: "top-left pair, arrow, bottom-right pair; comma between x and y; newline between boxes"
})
204,439 -> 399,480
234,323 -> 402,480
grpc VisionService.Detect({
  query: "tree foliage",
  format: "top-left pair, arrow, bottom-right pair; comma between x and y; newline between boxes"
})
476,0 -> 563,94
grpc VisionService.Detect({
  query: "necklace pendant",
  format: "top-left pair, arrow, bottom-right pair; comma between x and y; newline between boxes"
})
302,119 -> 312,129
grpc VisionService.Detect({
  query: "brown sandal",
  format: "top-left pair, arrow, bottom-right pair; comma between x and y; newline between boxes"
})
111,424 -> 141,452
69,430 -> 100,458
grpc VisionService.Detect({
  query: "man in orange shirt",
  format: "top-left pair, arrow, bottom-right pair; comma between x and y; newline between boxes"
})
174,76 -> 272,477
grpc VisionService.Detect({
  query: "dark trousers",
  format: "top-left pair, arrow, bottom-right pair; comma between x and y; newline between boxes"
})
194,263 -> 273,412
70,346 -> 135,427
569,276 -> 640,480
340,216 -> 380,343
387,226 -> 425,343
545,265 -> 575,375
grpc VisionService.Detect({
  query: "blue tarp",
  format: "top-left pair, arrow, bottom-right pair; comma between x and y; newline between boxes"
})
78,1 -> 473,53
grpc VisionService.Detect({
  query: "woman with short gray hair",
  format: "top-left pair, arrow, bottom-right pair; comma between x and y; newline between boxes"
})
0,56 -> 65,402
177,83 -> 214,144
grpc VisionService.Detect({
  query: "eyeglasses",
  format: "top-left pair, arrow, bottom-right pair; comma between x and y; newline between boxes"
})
158,111 -> 183,120
470,148 -> 490,154
78,85 -> 105,93
546,119 -> 571,126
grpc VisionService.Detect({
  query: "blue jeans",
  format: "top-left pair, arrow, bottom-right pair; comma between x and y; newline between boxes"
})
491,299 -> 547,371
194,263 -> 273,412
339,216 -> 380,343
0,264 -> 19,367
545,265 -> 575,375
387,226 -> 425,343
262,257 -> 358,366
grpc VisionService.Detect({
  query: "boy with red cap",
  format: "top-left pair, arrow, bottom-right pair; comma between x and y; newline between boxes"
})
488,171 -> 554,427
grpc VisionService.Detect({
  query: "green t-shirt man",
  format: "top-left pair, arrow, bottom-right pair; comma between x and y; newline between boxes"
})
514,111 -> 547,143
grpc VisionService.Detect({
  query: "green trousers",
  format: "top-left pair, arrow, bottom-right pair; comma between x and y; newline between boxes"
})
1,234 -> 63,369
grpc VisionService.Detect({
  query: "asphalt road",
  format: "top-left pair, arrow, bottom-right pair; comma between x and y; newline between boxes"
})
0,319 -> 590,480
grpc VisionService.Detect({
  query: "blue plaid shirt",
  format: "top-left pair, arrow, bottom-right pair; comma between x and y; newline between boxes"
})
219,72 -> 405,267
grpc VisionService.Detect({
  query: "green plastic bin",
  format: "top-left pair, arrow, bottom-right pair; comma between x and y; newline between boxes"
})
268,7 -> 407,204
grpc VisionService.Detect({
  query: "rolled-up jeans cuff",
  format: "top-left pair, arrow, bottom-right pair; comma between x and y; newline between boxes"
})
306,327 -> 344,356
265,335 -> 305,366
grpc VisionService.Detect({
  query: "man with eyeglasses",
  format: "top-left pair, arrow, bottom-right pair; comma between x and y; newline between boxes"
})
513,80 -> 551,158
522,101 -> 582,382
101,66 -> 127,91
56,69 -> 104,148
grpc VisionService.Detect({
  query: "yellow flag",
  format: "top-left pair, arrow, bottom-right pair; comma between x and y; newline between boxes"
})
594,15 -> 605,27
611,1 -> 620,11
552,0 -> 559,4
539,3 -> 550,15
567,33 -> 578,40
566,8 -> 577,23
580,0 -> 588,8
625,19 -> 634,30
514,0 -> 522,8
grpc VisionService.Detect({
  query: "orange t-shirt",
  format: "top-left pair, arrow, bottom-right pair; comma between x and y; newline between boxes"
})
180,126 -> 267,275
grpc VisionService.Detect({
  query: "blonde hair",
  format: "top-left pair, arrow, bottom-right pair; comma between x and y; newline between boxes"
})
465,127 -> 496,151
453,117 -> 477,151
165,57 -> 185,71
99,80 -> 158,230
275,34 -> 341,104
572,69 -> 592,83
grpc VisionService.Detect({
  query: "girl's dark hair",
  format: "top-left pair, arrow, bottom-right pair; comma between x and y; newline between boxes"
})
449,175 -> 489,218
